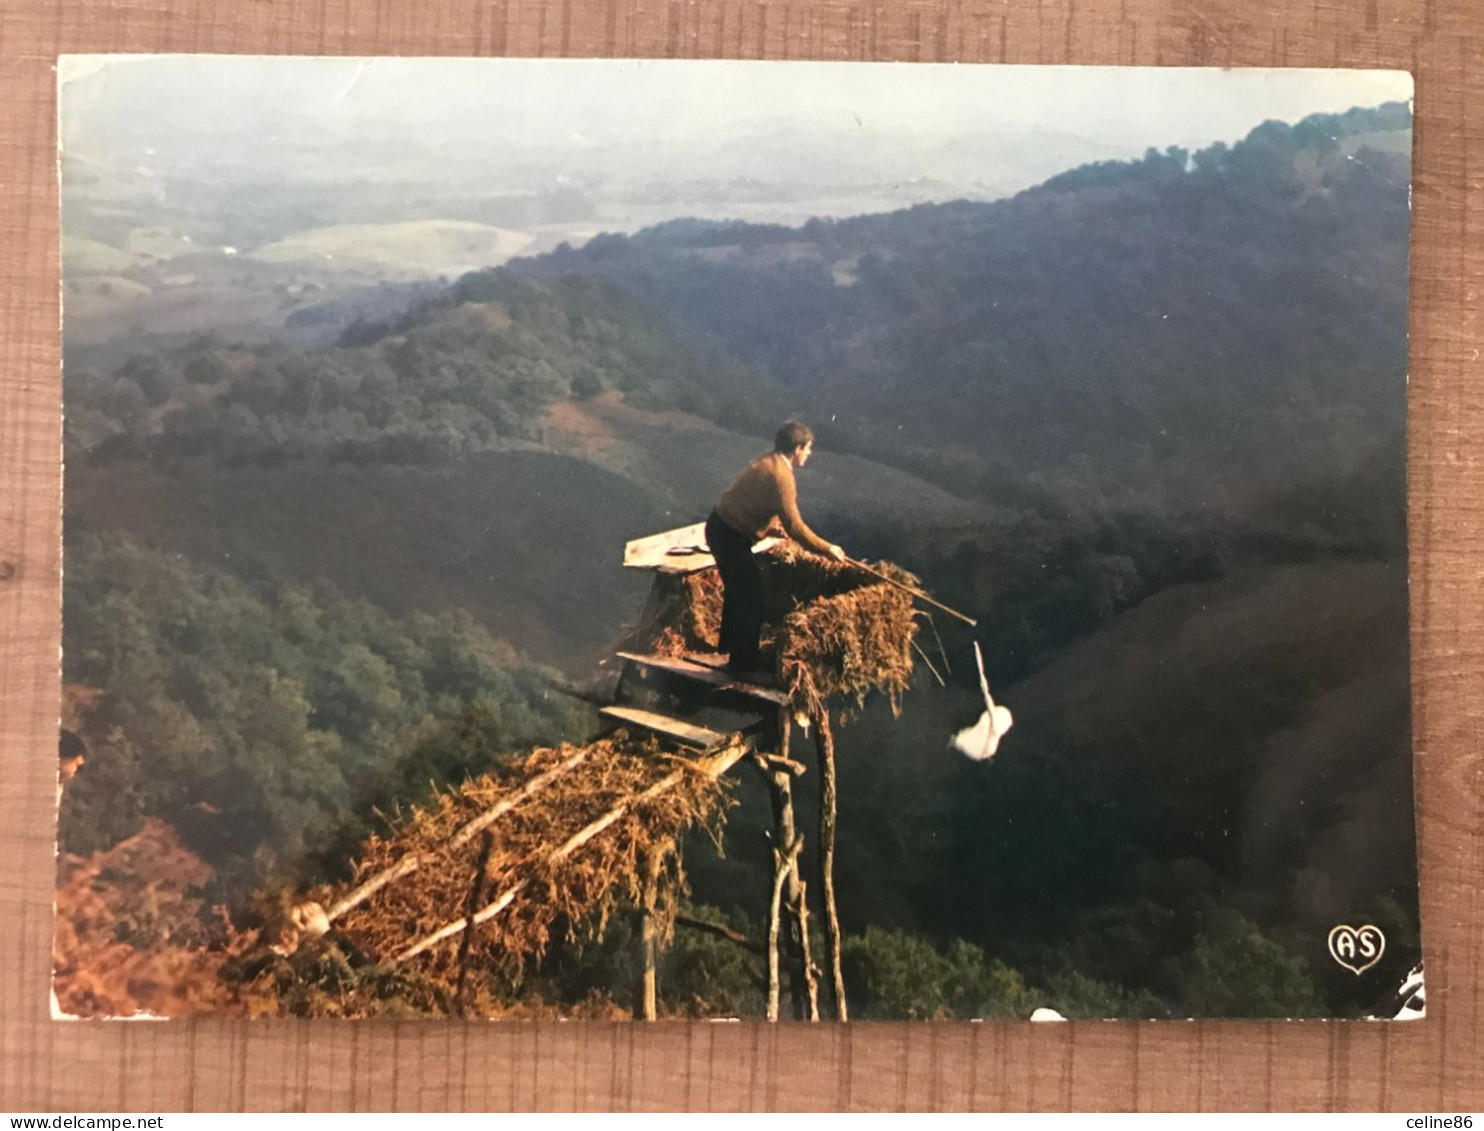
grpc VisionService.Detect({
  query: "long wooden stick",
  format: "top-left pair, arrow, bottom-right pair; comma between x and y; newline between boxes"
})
326,744 -> 594,923
793,876 -> 821,1022
675,914 -> 766,957
766,771 -> 809,1018
636,849 -> 662,1022
394,742 -> 747,964
910,638 -> 946,687
843,557 -> 977,627
766,834 -> 804,1022
765,847 -> 786,1022
814,711 -> 849,1021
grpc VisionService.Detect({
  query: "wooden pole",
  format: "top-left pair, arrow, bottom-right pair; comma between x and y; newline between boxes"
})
765,834 -> 803,1022
771,706 -> 807,1015
765,843 -> 785,1022
842,557 -> 977,627
454,830 -> 495,1017
636,849 -> 663,1021
814,710 -> 849,1021
793,875 -> 821,1021
771,765 -> 807,1015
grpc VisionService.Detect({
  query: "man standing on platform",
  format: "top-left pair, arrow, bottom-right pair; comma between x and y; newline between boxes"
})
705,421 -> 846,680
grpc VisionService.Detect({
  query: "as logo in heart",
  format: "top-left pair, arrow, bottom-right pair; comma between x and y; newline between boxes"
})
1328,924 -> 1386,975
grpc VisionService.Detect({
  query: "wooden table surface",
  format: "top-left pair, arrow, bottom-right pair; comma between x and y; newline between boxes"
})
2,0 -> 1480,1112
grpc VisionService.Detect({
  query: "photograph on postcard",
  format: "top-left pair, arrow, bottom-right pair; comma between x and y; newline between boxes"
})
53,57 -> 1418,1021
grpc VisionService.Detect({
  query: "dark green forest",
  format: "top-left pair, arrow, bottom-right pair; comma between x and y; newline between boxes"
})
65,272 -> 785,468
62,534 -> 592,897
60,104 -> 1417,1019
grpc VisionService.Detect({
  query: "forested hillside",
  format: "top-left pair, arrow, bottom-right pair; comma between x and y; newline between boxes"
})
65,272 -> 787,467
513,103 -> 1411,515
61,535 -> 592,896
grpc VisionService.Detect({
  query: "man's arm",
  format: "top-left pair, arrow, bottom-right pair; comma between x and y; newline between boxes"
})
775,464 -> 843,559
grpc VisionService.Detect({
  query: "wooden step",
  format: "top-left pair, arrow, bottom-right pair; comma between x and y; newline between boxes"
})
601,705 -> 739,752
615,651 -> 791,706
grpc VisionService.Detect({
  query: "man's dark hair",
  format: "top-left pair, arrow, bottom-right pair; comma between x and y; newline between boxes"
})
774,420 -> 814,455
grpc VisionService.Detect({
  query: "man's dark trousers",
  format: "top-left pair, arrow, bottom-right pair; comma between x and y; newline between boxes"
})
705,511 -> 764,670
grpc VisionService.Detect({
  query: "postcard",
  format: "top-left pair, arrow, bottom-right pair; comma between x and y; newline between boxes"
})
54,57 -> 1419,1021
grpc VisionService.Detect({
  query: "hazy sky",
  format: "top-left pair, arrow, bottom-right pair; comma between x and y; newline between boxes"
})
59,57 -> 1413,231
60,56 -> 1411,146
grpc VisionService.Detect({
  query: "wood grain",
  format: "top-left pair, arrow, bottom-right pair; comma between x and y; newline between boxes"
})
3,0 -> 1480,1112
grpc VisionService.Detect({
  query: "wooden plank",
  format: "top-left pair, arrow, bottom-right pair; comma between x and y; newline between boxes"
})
623,522 -> 710,572
600,705 -> 734,751
623,522 -> 779,575
615,650 -> 791,706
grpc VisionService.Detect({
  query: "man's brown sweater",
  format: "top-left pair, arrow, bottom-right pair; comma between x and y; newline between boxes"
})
714,451 -> 834,556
